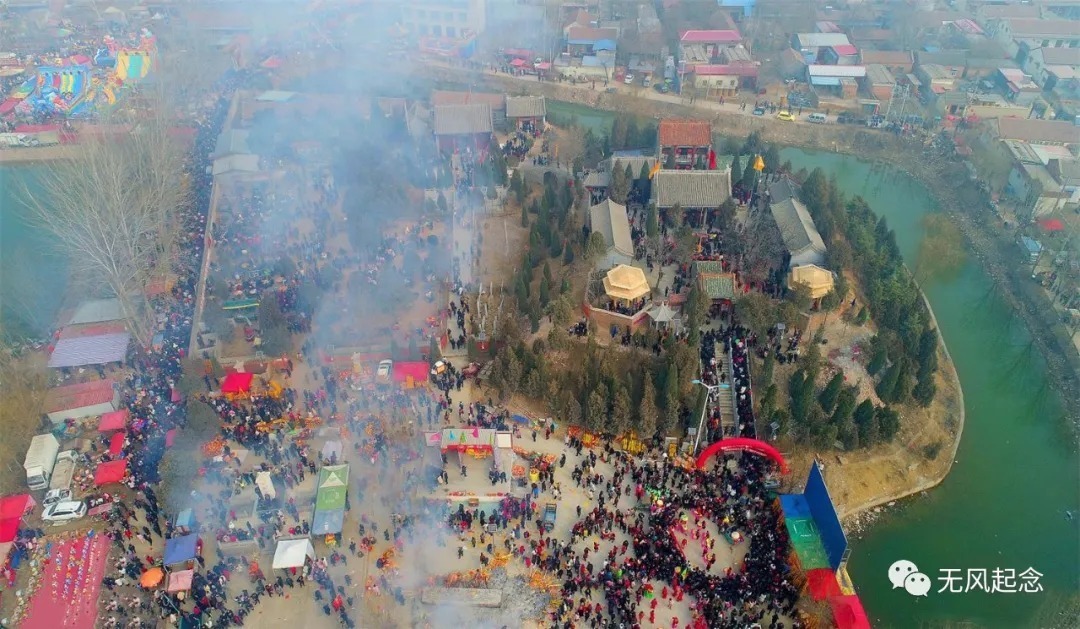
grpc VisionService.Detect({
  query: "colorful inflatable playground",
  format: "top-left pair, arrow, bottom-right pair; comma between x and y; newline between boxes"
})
0,30 -> 155,121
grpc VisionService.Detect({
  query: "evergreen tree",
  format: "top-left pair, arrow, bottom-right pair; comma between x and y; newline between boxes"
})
876,406 -> 901,442
539,276 -> 551,307
646,204 -> 659,239
625,118 -> 640,149
763,145 -> 781,175
521,203 -> 529,228
609,385 -> 631,435
867,341 -> 888,376
586,388 -> 607,431
609,162 -> 630,203
662,361 -> 680,434
875,361 -> 901,402
543,261 -> 553,284
912,373 -> 937,407
637,163 -> 652,202
638,372 -> 659,439
830,388 -> 857,428
854,399 -> 878,446
818,372 -> 844,414
610,116 -> 629,150
730,153 -> 743,187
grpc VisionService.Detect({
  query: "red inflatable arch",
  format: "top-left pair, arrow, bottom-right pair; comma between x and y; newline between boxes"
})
695,438 -> 790,474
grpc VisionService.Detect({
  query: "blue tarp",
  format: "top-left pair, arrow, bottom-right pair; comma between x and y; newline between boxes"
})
593,39 -> 617,51
163,533 -> 198,565
312,508 -> 345,535
804,461 -> 848,570
175,508 -> 194,528
810,76 -> 842,87
511,414 -> 530,424
779,493 -> 812,520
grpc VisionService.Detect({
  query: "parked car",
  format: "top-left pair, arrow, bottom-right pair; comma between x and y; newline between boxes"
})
776,111 -> 796,122
43,500 -> 87,523
752,106 -> 766,116
807,113 -> 828,124
376,359 -> 393,382
836,112 -> 855,124
43,488 -> 73,507
624,74 -> 634,84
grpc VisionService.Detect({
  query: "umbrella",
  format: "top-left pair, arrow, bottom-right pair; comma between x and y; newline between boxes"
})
140,567 -> 164,588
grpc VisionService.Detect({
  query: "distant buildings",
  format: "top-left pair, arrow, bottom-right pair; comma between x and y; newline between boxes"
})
401,0 -> 486,39
988,17 -> 1080,58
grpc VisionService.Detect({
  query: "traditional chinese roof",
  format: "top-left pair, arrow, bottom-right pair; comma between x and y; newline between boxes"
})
505,96 -> 546,118
433,104 -> 493,136
658,119 -> 712,147
589,199 -> 633,258
652,170 -> 732,208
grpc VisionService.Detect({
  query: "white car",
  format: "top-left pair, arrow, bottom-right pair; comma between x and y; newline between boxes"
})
43,500 -> 87,523
376,359 -> 393,381
624,74 -> 634,84
43,488 -> 73,507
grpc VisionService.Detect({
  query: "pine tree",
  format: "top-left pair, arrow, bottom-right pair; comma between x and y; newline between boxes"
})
637,371 -> 660,440
662,361 -> 680,434
854,399 -> 878,446
586,389 -> 607,431
818,372 -> 844,414
539,276 -> 551,307
875,361 -> 901,402
876,406 -> 901,442
730,153 -> 743,188
609,386 -> 631,436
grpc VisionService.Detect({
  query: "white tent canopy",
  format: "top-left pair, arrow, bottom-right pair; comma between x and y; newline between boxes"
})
255,471 -> 276,500
272,538 -> 315,569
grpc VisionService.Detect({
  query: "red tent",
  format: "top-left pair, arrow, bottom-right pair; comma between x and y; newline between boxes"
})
94,459 -> 128,486
109,431 -> 126,456
1039,218 -> 1064,232
221,372 -> 254,394
392,361 -> 429,384
806,568 -> 842,600
0,518 -> 19,544
830,595 -> 871,629
98,409 -> 129,432
0,494 -> 35,520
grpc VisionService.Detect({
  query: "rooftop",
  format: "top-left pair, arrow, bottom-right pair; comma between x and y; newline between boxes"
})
658,119 -> 712,147
694,261 -> 736,301
430,90 -> 505,109
995,117 -> 1080,144
567,26 -> 619,43
43,379 -> 116,413
433,104 -> 493,136
603,264 -> 650,302
1037,47 -> 1080,66
865,64 -> 896,85
589,199 -> 633,258
652,170 -> 732,208
770,197 -> 828,260
859,50 -> 913,66
807,64 -> 867,78
795,33 -> 851,49
1001,18 -> 1080,38
505,96 -> 546,118
679,29 -> 742,44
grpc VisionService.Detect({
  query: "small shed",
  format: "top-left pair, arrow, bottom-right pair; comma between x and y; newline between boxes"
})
44,380 -> 119,424
163,533 -> 199,566
504,96 -> 545,130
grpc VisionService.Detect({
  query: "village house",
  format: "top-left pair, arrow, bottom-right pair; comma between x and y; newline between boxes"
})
1024,47 -> 1080,88
657,119 -> 712,169
993,117 -> 1079,147
792,33 -> 855,65
588,198 -> 634,268
858,49 -> 914,75
807,65 -> 864,99
565,26 -> 618,57
679,29 -> 743,61
689,63 -> 758,96
988,17 -> 1080,59
767,177 -> 827,269
862,64 -> 896,101
401,0 -> 485,38
996,67 -> 1043,106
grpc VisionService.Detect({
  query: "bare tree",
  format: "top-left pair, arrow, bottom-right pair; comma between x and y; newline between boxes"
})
21,104 -> 188,348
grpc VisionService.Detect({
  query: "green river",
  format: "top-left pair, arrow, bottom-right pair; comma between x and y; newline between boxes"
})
782,149 -> 1079,628
1,143 -> 1077,627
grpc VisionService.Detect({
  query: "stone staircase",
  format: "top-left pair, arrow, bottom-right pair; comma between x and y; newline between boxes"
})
716,340 -> 738,437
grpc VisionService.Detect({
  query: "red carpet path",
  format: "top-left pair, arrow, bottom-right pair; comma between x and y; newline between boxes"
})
20,533 -> 109,629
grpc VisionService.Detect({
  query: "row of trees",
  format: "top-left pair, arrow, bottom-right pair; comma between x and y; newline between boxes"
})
800,169 -> 940,408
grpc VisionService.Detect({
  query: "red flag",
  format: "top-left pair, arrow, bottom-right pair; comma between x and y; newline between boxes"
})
708,149 -> 717,170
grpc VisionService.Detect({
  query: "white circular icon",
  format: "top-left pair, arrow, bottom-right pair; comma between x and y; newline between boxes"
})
888,559 -> 919,589
904,572 -> 932,597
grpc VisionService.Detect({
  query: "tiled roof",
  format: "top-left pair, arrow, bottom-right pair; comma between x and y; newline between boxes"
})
43,379 -> 116,413
995,118 -> 1079,144
1002,18 -> 1078,38
433,104 -> 493,136
652,170 -> 731,208
691,63 -> 759,77
430,90 -> 505,109
865,64 -> 896,85
567,26 -> 618,42
769,197 -> 828,259
48,333 -> 130,368
1038,47 -> 1080,66
658,119 -> 711,147
694,261 -> 736,300
589,199 -> 633,258
67,298 -> 123,325
859,50 -> 913,66
679,29 -> 742,44
505,96 -> 546,118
